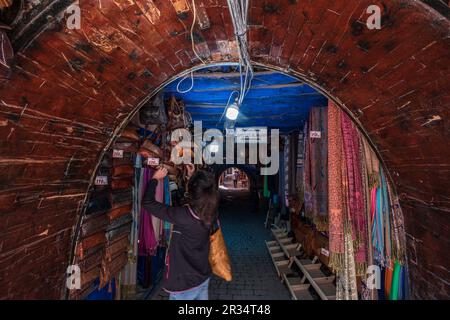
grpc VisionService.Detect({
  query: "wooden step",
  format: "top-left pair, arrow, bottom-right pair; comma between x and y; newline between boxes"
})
293,256 -> 336,300
281,243 -> 304,258
282,274 -> 314,300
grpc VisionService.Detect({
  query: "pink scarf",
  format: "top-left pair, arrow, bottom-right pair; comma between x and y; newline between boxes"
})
341,113 -> 368,275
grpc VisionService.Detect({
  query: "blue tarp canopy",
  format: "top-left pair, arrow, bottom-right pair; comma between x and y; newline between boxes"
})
163,67 -> 327,133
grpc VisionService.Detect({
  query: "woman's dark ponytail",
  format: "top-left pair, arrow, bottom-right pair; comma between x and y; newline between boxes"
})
187,170 -> 220,227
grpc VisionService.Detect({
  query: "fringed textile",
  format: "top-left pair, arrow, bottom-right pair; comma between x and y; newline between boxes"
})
360,136 -> 378,300
336,226 -> 358,300
341,113 -> 367,276
305,106 -> 328,231
327,102 -> 345,271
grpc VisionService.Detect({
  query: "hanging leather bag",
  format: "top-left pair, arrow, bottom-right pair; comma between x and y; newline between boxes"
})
167,96 -> 187,130
139,91 -> 168,125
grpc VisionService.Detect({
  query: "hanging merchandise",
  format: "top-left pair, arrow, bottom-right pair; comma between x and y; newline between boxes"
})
139,91 -> 168,125
139,139 -> 163,159
138,168 -> 158,256
284,136 -> 291,200
305,106 -> 328,231
321,100 -> 410,300
341,113 -> 368,276
296,131 -> 304,194
327,101 -> 345,272
167,96 -> 192,130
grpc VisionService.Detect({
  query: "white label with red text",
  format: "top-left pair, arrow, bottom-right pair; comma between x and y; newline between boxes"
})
321,248 -> 330,257
94,176 -> 108,186
147,158 -> 160,166
310,131 -> 322,139
112,149 -> 124,158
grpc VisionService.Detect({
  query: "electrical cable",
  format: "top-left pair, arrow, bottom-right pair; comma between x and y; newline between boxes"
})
176,0 -> 206,94
224,0 -> 254,122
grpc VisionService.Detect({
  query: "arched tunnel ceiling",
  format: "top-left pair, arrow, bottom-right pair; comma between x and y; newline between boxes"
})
163,66 -> 327,131
0,1 -> 449,299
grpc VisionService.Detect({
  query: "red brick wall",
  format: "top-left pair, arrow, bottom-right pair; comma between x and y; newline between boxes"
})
0,0 -> 449,299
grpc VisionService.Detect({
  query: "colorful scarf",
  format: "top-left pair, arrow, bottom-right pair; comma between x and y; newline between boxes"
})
360,136 -> 378,300
305,106 -> 328,231
327,101 -> 345,270
341,113 -> 367,276
138,168 -> 158,256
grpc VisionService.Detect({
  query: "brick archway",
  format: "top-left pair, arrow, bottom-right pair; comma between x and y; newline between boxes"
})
0,0 -> 449,299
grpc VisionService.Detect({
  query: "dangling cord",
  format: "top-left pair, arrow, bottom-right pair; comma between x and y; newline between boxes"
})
176,0 -> 206,94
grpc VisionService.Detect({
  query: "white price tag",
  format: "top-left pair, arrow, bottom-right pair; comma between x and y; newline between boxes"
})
310,131 -> 322,139
146,158 -> 160,166
112,149 -> 124,158
94,176 -> 108,186
321,248 -> 330,257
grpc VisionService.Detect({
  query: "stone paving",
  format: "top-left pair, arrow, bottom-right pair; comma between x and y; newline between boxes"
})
151,190 -> 290,300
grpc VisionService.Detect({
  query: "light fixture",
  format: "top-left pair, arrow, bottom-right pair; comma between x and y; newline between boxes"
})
226,101 -> 239,121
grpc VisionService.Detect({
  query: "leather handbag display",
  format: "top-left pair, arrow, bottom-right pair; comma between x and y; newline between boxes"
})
209,226 -> 232,282
117,127 -> 139,142
107,204 -> 132,222
138,139 -> 163,159
111,176 -> 133,190
86,190 -> 111,215
110,187 -> 133,205
77,232 -> 107,259
113,142 -> 138,153
167,96 -> 187,130
106,220 -> 132,242
105,234 -> 129,262
79,246 -> 104,271
139,91 -> 168,125
80,211 -> 108,238
112,165 -> 134,178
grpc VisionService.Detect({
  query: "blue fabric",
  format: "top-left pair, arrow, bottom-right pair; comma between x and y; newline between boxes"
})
169,278 -> 210,300
164,176 -> 170,205
85,278 -> 115,300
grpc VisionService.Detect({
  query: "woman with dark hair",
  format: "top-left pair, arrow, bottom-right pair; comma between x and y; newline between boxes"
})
142,166 -> 220,300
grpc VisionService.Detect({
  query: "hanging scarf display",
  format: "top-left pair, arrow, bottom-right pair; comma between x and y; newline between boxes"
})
305,107 -> 328,231
359,136 -> 378,300
341,113 -> 368,276
327,101 -> 345,271
138,168 -> 158,256
325,100 -> 409,300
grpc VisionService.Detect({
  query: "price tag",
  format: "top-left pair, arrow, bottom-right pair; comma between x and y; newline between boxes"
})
94,176 -> 108,186
146,158 -> 160,166
310,131 -> 322,139
112,149 -> 124,158
321,248 -> 330,257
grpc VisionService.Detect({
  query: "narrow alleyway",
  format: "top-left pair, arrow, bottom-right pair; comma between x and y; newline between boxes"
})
151,189 -> 290,300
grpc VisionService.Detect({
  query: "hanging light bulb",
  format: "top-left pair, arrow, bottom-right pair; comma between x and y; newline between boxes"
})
226,101 -> 240,121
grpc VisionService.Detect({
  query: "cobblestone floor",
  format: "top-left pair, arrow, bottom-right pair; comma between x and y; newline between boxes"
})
151,189 -> 290,300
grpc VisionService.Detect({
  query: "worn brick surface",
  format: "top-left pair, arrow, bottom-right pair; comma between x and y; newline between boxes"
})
0,0 -> 449,299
